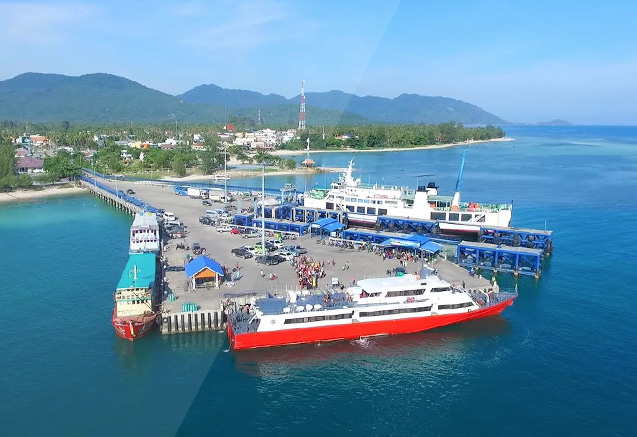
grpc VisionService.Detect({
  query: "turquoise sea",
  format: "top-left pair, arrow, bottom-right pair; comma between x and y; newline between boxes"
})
1,125 -> 636,436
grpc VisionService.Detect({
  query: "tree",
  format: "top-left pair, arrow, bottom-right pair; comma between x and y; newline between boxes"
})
172,155 -> 186,177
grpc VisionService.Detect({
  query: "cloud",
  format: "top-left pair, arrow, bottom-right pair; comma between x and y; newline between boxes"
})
0,1 -> 97,45
178,0 -> 291,52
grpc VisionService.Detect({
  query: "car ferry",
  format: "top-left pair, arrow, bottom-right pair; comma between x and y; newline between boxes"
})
302,155 -> 512,234
227,267 -> 517,350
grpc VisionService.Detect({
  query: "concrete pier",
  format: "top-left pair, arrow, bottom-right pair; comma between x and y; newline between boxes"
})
84,174 -> 520,335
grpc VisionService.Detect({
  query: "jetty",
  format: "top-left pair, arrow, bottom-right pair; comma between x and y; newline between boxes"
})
80,171 -> 552,335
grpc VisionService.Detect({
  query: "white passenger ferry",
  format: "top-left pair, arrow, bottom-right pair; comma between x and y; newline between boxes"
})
227,267 -> 517,350
129,212 -> 160,254
302,157 -> 512,234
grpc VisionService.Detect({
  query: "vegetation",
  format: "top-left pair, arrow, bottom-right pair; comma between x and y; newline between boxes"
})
43,150 -> 82,179
0,72 -> 505,125
0,134 -> 32,191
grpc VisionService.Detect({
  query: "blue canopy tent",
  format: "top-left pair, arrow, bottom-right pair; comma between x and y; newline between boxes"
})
323,222 -> 345,234
310,217 -> 338,237
185,255 -> 224,289
422,241 -> 443,254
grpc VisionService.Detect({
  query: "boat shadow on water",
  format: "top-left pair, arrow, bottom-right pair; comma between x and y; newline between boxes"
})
232,316 -> 511,376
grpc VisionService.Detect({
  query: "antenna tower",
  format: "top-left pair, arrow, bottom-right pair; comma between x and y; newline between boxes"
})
257,109 -> 262,125
298,80 -> 306,130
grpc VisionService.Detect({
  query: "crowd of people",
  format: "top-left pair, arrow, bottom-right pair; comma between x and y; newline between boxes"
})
293,255 -> 327,289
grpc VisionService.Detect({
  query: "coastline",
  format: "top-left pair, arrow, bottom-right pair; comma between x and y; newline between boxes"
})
270,136 -> 514,156
161,137 -> 513,182
0,186 -> 86,204
160,166 -> 347,182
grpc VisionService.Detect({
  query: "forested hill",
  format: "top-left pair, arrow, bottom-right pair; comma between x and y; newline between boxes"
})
0,73 -> 367,125
0,72 -> 505,125
179,86 -> 506,125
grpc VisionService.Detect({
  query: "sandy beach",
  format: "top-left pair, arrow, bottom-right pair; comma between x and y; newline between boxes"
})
271,136 -> 514,156
160,137 -> 513,182
0,186 -> 85,204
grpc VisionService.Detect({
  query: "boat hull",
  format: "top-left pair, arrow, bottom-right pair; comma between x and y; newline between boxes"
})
228,296 -> 515,350
112,312 -> 157,341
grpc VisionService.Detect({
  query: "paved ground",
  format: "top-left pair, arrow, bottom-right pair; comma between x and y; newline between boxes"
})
101,179 -> 489,313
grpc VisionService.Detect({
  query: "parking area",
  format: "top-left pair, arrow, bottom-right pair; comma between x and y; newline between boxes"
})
103,180 -> 474,313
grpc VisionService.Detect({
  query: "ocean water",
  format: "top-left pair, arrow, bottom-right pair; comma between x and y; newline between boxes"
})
1,125 -> 636,436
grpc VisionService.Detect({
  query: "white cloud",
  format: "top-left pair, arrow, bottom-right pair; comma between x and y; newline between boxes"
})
0,1 -> 97,45
178,0 -> 290,52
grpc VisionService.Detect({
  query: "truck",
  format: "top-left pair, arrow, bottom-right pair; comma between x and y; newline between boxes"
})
207,188 -> 232,203
187,187 -> 208,199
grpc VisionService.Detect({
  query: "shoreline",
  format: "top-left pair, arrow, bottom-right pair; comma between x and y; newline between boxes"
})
160,166 -> 347,182
160,137 -> 513,182
270,136 -> 514,156
0,186 -> 86,204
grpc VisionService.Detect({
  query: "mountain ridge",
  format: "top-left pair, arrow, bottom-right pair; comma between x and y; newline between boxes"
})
0,72 -> 506,125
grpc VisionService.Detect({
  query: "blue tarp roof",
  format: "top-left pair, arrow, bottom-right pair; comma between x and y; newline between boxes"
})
324,222 -> 345,232
405,234 -> 430,244
379,238 -> 421,249
117,253 -> 156,290
311,217 -> 337,228
185,255 -> 224,278
422,241 -> 443,253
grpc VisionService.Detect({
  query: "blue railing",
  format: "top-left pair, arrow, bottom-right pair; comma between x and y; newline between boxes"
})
81,174 -> 160,213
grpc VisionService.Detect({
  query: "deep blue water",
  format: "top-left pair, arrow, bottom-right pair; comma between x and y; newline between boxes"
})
1,125 -> 636,436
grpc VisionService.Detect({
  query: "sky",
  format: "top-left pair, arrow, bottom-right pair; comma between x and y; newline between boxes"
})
1,0 -> 636,124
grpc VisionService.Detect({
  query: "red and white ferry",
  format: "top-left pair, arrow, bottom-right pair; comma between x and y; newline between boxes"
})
227,267 -> 517,350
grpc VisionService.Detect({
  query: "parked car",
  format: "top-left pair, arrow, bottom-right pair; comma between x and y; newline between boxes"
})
284,245 -> 308,255
202,200 -> 213,206
199,216 -> 214,225
230,227 -> 242,235
126,188 -> 135,195
216,225 -> 233,233
255,254 -> 281,266
275,250 -> 295,261
231,246 -> 253,259
267,239 -> 284,250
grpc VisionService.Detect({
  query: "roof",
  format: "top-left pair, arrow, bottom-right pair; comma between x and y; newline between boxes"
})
15,157 -> 43,169
422,241 -> 443,254
324,222 -> 345,232
311,217 -> 337,228
117,253 -> 156,290
131,212 -> 159,228
185,255 -> 224,278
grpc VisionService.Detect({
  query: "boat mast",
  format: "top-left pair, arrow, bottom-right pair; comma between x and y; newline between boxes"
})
451,150 -> 467,207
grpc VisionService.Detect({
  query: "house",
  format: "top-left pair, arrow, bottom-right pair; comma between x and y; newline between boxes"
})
302,158 -> 315,168
14,147 -> 30,158
16,157 -> 44,173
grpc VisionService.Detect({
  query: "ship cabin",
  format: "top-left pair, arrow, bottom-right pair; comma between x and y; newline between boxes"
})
129,212 -> 160,254
115,253 -> 157,317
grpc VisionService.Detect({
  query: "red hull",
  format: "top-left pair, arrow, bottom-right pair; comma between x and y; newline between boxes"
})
112,312 -> 157,341
228,297 -> 515,350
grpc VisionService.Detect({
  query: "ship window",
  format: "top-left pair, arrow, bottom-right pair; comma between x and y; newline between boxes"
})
449,213 -> 459,221
431,212 -> 446,220
284,312 -> 353,324
386,289 -> 425,297
326,202 -> 334,209
431,287 -> 452,293
477,216 -> 486,222
379,209 -> 388,216
346,206 -> 354,212
438,302 -> 473,310
363,199 -> 370,204
367,207 -> 376,215
461,214 -> 472,221
360,306 -> 432,317
357,207 -> 365,213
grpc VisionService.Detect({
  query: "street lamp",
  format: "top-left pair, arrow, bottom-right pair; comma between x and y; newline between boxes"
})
261,162 -> 266,255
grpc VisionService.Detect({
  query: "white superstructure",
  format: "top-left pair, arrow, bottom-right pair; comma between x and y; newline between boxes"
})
129,212 -> 160,254
302,158 -> 512,232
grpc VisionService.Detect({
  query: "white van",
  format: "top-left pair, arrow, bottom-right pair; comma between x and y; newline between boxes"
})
163,211 -> 176,221
205,209 -> 221,219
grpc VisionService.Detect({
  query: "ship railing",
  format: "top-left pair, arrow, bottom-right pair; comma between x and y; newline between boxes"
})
465,287 -> 518,308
